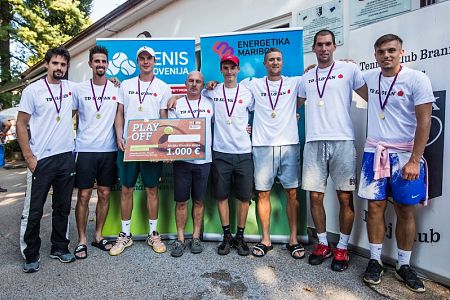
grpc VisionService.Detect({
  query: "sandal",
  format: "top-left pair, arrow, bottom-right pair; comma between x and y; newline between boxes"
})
74,244 -> 87,259
287,243 -> 305,259
252,243 -> 273,257
91,239 -> 112,251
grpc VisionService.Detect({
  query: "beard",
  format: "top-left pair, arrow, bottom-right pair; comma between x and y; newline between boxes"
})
53,70 -> 65,80
96,67 -> 106,77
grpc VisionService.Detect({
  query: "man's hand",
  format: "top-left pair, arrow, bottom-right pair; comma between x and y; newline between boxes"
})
167,95 -> 183,110
246,124 -> 252,135
339,58 -> 357,64
25,155 -> 38,173
304,64 -> 316,73
117,138 -> 125,152
109,77 -> 121,88
402,160 -> 420,181
206,81 -> 218,90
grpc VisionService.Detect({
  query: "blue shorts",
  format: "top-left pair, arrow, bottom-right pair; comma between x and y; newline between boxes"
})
253,145 -> 300,191
358,151 -> 426,205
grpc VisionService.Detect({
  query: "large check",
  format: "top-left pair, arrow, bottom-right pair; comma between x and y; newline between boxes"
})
124,118 -> 206,161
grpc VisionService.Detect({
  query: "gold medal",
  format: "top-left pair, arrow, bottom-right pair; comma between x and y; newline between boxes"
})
226,119 -> 232,125
56,116 -> 61,122
96,113 -> 101,119
318,100 -> 324,107
138,106 -> 143,111
271,111 -> 277,118
379,112 -> 385,120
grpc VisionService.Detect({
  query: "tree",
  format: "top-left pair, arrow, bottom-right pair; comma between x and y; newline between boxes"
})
0,0 -> 93,106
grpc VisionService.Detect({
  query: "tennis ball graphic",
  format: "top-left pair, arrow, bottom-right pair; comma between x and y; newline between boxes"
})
164,127 -> 174,135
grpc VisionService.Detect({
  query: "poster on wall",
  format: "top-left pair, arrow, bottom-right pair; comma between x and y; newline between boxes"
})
350,0 -> 411,30
349,1 -> 449,285
297,0 -> 344,52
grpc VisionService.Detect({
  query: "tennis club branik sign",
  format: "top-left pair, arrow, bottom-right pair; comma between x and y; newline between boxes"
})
97,38 -> 196,94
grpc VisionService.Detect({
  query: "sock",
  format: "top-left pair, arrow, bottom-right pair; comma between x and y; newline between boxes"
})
121,220 -> 131,236
397,248 -> 412,269
317,232 -> 328,246
337,232 -> 350,249
149,219 -> 158,234
222,225 -> 231,237
369,243 -> 383,263
236,227 -> 245,238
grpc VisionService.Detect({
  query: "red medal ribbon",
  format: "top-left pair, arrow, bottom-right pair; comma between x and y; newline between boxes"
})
184,95 -> 202,118
378,66 -> 402,111
315,62 -> 335,99
90,79 -> 108,113
222,84 -> 239,118
44,78 -> 63,115
265,77 -> 283,111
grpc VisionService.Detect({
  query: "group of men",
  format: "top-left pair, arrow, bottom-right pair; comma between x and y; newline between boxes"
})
15,29 -> 433,294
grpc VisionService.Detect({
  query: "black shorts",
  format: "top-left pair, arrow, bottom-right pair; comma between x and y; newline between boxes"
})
74,152 -> 117,189
211,151 -> 253,201
173,161 -> 211,202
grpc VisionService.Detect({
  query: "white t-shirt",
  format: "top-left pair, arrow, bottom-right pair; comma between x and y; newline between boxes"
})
72,80 -> 119,152
203,83 -> 253,153
298,61 -> 365,142
364,66 -> 435,149
19,79 -> 75,160
243,76 -> 300,146
168,95 -> 214,164
119,76 -> 171,142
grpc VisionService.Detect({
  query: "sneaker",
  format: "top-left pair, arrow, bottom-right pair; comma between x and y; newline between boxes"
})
109,232 -> 133,256
331,248 -> 350,272
147,231 -> 166,253
395,265 -> 426,293
49,250 -> 76,263
0,187 -> 7,193
170,240 -> 186,257
234,236 -> 250,256
363,259 -> 384,285
23,258 -> 40,273
190,238 -> 204,254
308,243 -> 332,265
217,234 -> 233,255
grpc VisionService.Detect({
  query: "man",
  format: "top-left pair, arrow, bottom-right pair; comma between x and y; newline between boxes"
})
17,47 -> 76,273
204,55 -> 254,256
110,46 -> 171,256
168,71 -> 213,257
297,30 -> 367,271
0,114 -> 11,192
72,45 -> 119,259
359,34 -> 433,293
243,48 -> 304,258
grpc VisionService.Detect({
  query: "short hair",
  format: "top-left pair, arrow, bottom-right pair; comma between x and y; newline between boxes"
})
44,47 -> 70,64
374,34 -> 403,49
89,45 -> 108,62
313,29 -> 336,46
264,47 -> 282,61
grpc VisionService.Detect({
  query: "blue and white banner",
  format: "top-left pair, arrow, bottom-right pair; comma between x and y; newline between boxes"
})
200,28 -> 304,82
96,38 -> 196,94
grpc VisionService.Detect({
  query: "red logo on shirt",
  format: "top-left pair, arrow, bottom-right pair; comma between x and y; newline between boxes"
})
112,96 -> 116,100
68,92 -> 72,96
153,93 -> 157,97
239,99 -> 243,104
287,89 -> 291,94
397,90 -> 404,96
338,74 -> 343,79
207,109 -> 211,114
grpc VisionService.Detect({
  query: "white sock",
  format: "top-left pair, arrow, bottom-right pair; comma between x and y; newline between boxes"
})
149,219 -> 158,234
369,243 -> 383,263
121,220 -> 131,236
337,232 -> 350,249
397,248 -> 412,269
317,232 -> 328,246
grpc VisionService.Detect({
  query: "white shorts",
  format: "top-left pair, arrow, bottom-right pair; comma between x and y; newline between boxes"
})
253,145 -> 300,191
302,140 -> 356,193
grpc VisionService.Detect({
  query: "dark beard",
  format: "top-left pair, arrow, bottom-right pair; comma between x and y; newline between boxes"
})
53,71 -> 65,80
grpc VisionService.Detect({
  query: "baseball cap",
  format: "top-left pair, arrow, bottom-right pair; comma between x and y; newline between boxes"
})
220,54 -> 239,66
136,46 -> 156,59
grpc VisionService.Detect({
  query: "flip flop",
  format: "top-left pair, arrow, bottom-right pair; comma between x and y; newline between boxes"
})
287,243 -> 305,259
252,243 -> 273,257
74,244 -> 87,259
91,239 -> 112,251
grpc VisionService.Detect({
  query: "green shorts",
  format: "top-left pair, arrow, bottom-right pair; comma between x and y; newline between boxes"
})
117,151 -> 163,188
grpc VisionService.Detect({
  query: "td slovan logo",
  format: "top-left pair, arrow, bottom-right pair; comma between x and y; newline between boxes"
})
107,52 -> 136,76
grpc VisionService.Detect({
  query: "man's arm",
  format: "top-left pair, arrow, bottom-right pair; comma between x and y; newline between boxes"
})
115,103 -> 125,151
159,109 -> 168,119
354,84 -> 368,102
16,112 -> 37,171
0,119 -> 11,138
402,102 -> 432,180
297,97 -> 306,108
